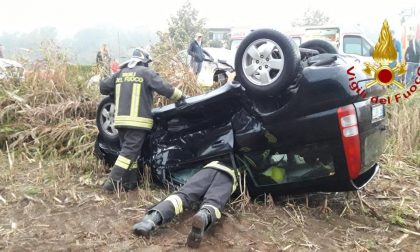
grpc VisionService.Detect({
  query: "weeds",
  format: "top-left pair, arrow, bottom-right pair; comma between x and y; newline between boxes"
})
1,40 -> 206,161
0,42 -> 99,159
151,38 -> 205,106
383,92 -> 419,166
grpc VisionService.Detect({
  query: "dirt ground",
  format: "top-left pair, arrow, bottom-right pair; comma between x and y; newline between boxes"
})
0,155 -> 419,252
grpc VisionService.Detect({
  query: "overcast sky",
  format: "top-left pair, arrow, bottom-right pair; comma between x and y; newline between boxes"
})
1,0 -> 419,38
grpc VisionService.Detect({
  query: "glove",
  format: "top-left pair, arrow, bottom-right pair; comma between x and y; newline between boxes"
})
175,95 -> 188,107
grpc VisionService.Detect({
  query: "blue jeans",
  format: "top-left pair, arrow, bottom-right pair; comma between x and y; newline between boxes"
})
191,61 -> 203,75
405,62 -> 419,87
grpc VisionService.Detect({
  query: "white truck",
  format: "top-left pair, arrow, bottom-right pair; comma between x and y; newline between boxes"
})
230,25 -> 374,60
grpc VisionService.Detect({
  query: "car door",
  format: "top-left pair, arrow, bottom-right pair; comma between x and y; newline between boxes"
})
148,83 -> 245,185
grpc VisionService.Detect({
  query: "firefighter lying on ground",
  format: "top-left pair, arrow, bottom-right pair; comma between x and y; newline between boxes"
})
99,48 -> 185,193
132,160 -> 238,248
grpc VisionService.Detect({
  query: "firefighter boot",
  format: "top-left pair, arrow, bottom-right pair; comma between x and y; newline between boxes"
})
132,211 -> 163,237
187,208 -> 212,248
103,166 -> 126,193
122,168 -> 139,191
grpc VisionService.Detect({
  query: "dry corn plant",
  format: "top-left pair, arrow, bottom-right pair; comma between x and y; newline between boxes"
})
140,164 -> 153,201
151,35 -> 206,107
0,40 -> 100,159
382,92 -> 419,167
230,170 -> 251,213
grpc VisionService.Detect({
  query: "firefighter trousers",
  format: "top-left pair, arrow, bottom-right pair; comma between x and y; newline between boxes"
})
151,168 -> 234,223
110,128 -> 146,182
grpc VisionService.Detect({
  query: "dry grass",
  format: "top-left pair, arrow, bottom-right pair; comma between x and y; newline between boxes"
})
383,92 -> 420,164
0,41 -> 207,160
151,39 -> 205,107
0,41 -> 99,159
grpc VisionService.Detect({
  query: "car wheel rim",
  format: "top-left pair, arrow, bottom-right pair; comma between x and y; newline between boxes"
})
241,39 -> 285,86
100,102 -> 118,137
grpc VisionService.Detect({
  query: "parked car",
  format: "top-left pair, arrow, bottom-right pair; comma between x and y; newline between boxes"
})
94,29 -> 386,196
0,58 -> 25,81
178,47 -> 235,87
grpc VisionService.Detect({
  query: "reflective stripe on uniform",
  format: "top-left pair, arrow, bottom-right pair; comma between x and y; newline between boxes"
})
134,83 -> 141,117
114,115 -> 154,129
115,155 -> 132,169
202,204 -> 222,219
170,88 -> 183,101
130,83 -> 141,117
115,84 -> 121,115
164,195 -> 183,215
204,161 -> 238,194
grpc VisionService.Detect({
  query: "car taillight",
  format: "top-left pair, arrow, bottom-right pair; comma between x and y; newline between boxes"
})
337,105 -> 361,179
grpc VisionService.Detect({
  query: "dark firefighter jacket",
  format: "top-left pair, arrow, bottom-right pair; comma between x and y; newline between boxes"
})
100,65 -> 183,130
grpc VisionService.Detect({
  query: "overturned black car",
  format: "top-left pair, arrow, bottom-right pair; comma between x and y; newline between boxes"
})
94,29 -> 387,196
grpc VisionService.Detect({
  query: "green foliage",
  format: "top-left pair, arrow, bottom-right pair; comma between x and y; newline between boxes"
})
151,2 -> 207,69
22,186 -> 41,196
208,40 -> 224,48
167,1 -> 207,50
292,9 -> 330,27
148,2 -> 207,107
390,209 -> 407,227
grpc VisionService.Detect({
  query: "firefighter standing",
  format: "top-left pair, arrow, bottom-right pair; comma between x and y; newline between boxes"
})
100,48 -> 184,193
132,160 -> 238,248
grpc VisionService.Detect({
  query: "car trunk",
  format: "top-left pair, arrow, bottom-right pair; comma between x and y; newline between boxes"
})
236,57 -> 387,195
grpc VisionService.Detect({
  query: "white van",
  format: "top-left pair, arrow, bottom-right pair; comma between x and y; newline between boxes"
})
293,25 -> 374,59
230,25 -> 374,60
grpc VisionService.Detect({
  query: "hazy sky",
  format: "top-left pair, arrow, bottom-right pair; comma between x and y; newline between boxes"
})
1,0 -> 419,38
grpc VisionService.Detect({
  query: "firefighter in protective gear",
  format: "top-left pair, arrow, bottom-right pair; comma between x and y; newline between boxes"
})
100,48 -> 185,193
132,161 -> 238,248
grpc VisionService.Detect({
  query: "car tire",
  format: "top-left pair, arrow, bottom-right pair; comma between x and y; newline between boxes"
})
300,39 -> 338,54
234,29 -> 301,97
96,96 -> 119,143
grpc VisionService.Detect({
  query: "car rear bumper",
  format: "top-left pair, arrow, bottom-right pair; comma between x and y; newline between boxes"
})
350,163 -> 379,189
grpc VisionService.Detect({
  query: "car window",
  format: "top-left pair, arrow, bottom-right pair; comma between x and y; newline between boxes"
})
291,37 -> 302,46
305,28 -> 339,44
343,35 -> 373,56
230,39 -> 242,51
343,36 -> 363,55
361,38 -> 373,57
236,144 -> 335,187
